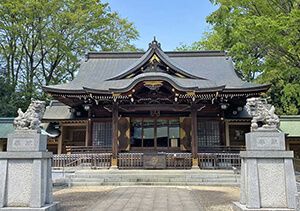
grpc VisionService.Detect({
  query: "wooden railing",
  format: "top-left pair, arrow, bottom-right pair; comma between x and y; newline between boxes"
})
52,153 -> 112,168
52,152 -> 241,170
118,152 -> 192,169
199,146 -> 245,152
118,153 -> 144,169
166,153 -> 192,169
66,146 -> 112,154
198,152 -> 241,169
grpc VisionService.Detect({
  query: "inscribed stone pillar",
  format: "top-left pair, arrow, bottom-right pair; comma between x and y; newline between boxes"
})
0,130 -> 59,211
233,131 -> 298,211
233,97 -> 298,211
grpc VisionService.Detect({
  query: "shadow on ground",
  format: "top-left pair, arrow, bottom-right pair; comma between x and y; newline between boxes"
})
190,187 -> 240,211
54,187 -> 115,211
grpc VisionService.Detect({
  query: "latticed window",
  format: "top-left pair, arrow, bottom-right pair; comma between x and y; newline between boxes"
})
72,130 -> 85,142
92,122 -> 112,147
197,120 -> 220,147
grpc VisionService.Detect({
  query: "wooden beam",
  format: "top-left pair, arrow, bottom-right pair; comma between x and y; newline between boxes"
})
119,104 -> 192,112
60,121 -> 87,126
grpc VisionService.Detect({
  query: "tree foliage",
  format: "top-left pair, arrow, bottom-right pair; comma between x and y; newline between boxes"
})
0,0 -> 139,116
177,0 -> 300,114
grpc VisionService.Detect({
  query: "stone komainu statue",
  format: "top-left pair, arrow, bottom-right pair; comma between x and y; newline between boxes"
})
14,100 -> 46,131
246,97 -> 280,131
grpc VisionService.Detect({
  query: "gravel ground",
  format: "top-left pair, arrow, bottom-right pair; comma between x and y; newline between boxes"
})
53,186 -> 240,211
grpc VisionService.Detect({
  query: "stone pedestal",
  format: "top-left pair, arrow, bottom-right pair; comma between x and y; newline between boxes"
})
233,131 -> 298,211
0,130 -> 59,211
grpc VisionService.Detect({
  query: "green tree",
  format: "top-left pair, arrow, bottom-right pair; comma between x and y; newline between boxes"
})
177,0 -> 300,114
0,0 -> 139,116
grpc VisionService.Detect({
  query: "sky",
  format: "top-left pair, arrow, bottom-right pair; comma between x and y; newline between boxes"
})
103,0 -> 217,51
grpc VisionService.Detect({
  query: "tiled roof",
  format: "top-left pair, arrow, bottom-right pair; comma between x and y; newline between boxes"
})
43,40 -> 269,94
0,118 -> 14,139
43,101 -> 73,121
280,115 -> 300,137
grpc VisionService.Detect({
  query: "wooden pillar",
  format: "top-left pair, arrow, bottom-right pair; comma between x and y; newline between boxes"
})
225,121 -> 230,147
87,119 -> 93,146
191,108 -> 199,169
85,123 -> 88,147
220,118 -> 226,146
57,124 -> 63,154
111,103 -> 119,168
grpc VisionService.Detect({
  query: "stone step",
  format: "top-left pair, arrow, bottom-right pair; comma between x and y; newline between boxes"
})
70,177 -> 239,183
74,173 -> 238,177
73,171 -> 237,177
69,175 -> 239,180
64,169 -> 240,186
69,181 -> 239,186
73,169 -> 236,175
71,173 -> 237,178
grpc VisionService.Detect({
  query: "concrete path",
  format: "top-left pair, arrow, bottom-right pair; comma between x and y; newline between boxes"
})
54,186 -> 239,211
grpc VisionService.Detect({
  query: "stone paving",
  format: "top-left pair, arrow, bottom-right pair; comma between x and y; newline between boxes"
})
54,186 -> 239,211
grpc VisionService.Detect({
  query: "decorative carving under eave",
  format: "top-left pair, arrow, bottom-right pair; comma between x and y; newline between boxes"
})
143,81 -> 163,91
186,91 -> 196,96
14,100 -> 46,132
246,97 -> 279,131
150,54 -> 160,64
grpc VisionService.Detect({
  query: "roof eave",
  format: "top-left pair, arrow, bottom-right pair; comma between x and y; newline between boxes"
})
223,84 -> 271,93
83,87 -> 112,95
42,86 -> 86,95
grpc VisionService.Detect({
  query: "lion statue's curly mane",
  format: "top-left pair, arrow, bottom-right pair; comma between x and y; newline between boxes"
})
14,100 -> 46,131
246,97 -> 279,131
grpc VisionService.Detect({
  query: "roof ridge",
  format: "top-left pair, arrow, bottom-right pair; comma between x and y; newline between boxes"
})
87,50 -> 227,59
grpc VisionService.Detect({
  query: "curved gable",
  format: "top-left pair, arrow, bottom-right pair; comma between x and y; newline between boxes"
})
107,39 -> 205,81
